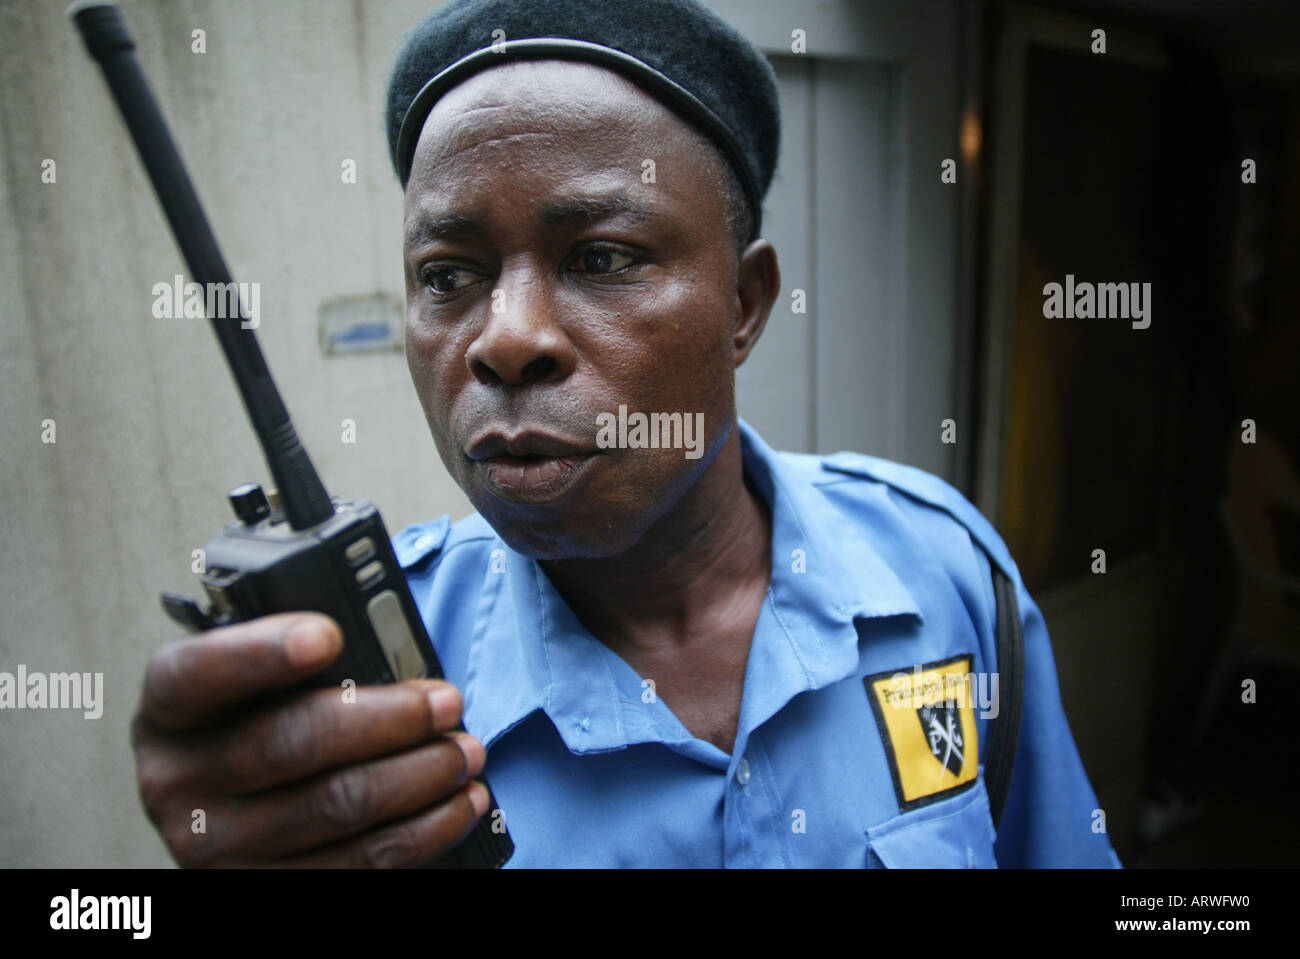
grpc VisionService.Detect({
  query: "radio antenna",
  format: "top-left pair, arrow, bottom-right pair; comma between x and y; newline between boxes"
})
69,0 -> 334,530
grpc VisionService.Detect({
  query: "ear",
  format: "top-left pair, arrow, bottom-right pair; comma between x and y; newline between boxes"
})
733,237 -> 780,369
733,239 -> 780,368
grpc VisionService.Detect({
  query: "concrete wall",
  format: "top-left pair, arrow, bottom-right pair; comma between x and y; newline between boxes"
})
0,0 -> 471,867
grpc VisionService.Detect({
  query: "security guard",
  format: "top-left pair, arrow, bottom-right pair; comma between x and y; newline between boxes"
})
383,0 -> 1120,868
394,421 -> 1119,867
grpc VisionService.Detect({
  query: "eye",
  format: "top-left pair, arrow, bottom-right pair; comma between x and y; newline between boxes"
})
571,246 -> 636,275
420,263 -> 482,296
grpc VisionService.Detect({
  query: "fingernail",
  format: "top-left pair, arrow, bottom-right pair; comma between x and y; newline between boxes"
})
284,618 -> 335,666
450,731 -> 486,777
467,781 -> 489,818
428,687 -> 459,729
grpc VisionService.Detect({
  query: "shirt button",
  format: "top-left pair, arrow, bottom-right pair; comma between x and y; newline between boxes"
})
735,758 -> 751,785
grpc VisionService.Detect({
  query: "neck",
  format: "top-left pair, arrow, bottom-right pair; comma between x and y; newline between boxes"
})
540,423 -> 772,648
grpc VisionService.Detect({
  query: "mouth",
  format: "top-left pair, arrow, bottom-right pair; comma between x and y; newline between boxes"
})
465,430 -> 601,505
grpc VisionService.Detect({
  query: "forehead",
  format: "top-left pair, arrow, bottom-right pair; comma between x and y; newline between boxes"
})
405,59 -> 705,204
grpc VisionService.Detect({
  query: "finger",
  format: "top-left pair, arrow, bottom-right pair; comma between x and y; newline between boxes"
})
188,679 -> 466,794
137,613 -> 343,733
271,781 -> 491,868
208,732 -> 484,861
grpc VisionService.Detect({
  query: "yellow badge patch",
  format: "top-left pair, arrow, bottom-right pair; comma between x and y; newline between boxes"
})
865,655 -> 979,810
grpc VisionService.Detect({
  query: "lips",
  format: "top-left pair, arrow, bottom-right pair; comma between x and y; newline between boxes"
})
465,429 -> 601,504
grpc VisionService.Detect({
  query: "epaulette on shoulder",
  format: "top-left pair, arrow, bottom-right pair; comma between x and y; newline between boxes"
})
818,451 -> 1017,580
391,515 -> 452,571
392,512 -> 501,573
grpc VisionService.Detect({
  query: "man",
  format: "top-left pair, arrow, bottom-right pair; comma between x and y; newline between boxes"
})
131,0 -> 1120,867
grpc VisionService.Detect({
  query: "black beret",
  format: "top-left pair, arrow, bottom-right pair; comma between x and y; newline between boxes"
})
385,0 -> 780,238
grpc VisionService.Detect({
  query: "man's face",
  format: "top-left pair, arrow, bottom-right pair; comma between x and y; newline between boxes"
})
403,60 -> 748,559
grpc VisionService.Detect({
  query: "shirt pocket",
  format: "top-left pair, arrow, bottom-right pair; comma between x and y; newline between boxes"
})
864,778 -> 999,868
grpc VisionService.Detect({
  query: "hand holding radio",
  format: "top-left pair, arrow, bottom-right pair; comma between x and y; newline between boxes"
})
131,612 -> 490,867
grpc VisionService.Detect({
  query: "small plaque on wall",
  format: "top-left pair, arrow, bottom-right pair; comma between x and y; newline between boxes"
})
318,294 -> 403,354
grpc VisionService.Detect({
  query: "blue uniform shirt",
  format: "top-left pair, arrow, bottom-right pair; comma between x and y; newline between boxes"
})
394,419 -> 1121,867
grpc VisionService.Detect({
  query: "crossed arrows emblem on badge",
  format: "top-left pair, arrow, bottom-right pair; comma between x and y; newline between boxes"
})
919,702 -> 966,779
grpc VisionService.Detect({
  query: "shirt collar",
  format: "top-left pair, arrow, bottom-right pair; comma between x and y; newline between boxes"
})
463,418 -> 923,754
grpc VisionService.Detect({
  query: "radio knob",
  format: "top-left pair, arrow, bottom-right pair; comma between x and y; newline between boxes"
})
228,483 -> 270,525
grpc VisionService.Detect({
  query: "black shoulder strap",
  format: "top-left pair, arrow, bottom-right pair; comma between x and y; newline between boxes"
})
985,564 -> 1025,831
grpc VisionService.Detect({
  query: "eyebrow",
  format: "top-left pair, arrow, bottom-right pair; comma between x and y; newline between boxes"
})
541,194 -> 651,226
405,211 -> 482,247
405,192 -> 656,248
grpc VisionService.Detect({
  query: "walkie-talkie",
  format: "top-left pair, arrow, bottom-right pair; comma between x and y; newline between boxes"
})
69,0 -> 513,869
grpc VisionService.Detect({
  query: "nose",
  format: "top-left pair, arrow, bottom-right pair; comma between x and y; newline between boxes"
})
465,267 -> 574,387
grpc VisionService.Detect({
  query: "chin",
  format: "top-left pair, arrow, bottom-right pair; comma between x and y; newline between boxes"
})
474,499 -> 650,561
